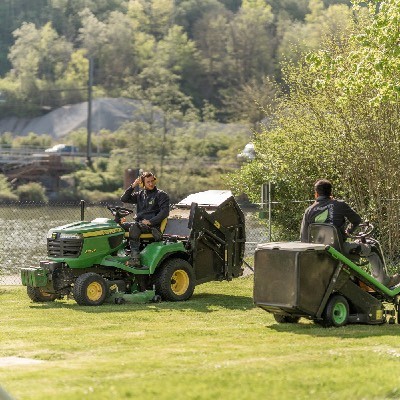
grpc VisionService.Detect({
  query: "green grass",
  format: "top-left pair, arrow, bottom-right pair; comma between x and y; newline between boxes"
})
1,277 -> 400,400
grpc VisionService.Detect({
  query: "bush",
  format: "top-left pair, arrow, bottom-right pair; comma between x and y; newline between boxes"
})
0,174 -> 18,202
15,182 -> 48,202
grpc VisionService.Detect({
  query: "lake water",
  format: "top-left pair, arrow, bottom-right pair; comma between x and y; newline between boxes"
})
0,205 -> 106,275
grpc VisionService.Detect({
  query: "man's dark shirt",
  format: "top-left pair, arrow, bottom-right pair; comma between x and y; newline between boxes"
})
120,186 -> 169,228
300,195 -> 362,242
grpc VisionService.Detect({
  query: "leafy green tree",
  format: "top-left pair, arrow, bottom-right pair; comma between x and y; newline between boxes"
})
56,49 -> 90,104
5,21 -> 74,108
267,0 -> 309,21
222,76 -> 279,123
174,0 -> 227,38
193,0 -> 276,117
9,22 -> 73,82
234,1 -> 400,255
276,1 -> 354,67
123,26 -> 200,117
228,0 -> 275,83
0,0 -> 53,75
127,0 -> 177,39
192,10 -> 234,108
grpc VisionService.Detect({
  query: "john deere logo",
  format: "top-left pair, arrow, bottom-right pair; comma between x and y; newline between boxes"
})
52,233 -> 57,239
85,249 -> 97,254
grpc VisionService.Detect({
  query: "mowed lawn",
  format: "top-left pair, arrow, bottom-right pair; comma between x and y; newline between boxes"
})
1,276 -> 400,400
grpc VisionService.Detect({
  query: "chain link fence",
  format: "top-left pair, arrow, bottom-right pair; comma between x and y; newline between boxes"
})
6,197 -> 398,286
0,201 -> 275,285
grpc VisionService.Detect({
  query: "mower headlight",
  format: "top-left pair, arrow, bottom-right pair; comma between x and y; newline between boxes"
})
59,233 -> 82,239
47,230 -> 57,239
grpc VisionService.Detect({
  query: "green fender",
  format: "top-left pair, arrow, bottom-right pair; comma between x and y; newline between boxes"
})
140,241 -> 188,274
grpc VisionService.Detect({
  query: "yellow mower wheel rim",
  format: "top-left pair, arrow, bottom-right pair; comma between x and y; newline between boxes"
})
171,269 -> 189,296
86,282 -> 103,301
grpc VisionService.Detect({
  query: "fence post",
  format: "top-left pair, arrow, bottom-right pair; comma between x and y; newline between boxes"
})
80,199 -> 85,221
261,182 -> 272,242
268,181 -> 272,241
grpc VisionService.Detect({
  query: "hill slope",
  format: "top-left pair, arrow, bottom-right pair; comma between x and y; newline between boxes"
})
0,97 -> 250,139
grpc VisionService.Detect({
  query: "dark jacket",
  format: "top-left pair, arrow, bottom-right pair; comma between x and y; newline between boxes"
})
120,186 -> 170,228
300,195 -> 362,242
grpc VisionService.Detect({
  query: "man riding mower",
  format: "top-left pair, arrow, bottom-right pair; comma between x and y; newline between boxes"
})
254,221 -> 400,327
21,190 -> 246,307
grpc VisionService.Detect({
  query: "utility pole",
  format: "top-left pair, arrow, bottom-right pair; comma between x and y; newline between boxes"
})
86,57 -> 93,168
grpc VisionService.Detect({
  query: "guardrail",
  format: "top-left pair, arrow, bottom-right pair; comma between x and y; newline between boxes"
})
0,148 -> 109,165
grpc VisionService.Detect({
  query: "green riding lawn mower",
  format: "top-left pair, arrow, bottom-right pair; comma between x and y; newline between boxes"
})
21,190 -> 246,306
253,222 -> 400,327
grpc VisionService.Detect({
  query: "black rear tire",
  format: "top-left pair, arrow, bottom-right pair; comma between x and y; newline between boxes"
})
73,272 -> 107,306
27,286 -> 57,302
154,258 -> 195,301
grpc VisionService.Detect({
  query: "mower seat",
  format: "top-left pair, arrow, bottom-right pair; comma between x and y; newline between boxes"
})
123,218 -> 168,240
308,223 -> 344,253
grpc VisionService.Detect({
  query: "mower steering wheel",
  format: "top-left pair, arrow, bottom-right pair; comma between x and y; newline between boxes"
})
347,221 -> 374,240
107,205 -> 134,218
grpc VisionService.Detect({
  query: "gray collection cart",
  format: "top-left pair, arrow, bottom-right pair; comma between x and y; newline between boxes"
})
253,238 -> 400,327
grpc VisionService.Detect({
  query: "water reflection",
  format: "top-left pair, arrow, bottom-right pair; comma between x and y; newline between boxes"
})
0,205 -> 107,274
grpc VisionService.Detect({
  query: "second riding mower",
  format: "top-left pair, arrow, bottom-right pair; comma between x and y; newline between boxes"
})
253,222 -> 400,327
21,190 -> 246,306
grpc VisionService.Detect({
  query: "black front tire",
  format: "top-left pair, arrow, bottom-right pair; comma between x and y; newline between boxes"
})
154,258 -> 195,301
322,294 -> 349,327
73,272 -> 107,306
27,286 -> 57,302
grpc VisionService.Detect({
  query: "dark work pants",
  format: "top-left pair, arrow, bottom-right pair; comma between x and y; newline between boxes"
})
128,222 -> 151,258
121,222 -> 161,260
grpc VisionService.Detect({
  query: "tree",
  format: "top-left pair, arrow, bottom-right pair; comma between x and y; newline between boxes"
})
222,76 -> 279,124
227,1 -> 275,84
123,25 -> 200,117
6,21 -> 74,108
233,1 -> 400,257
193,9 -> 234,108
174,0 -> 227,38
276,1 -> 355,67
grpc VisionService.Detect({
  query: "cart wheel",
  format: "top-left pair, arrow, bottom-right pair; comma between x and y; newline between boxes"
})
273,314 -> 300,324
322,294 -> 349,327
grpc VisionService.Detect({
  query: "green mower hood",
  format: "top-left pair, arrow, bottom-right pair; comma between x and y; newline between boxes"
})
47,218 -> 125,267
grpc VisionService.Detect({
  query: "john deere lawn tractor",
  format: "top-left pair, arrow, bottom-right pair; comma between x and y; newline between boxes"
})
21,190 -> 246,306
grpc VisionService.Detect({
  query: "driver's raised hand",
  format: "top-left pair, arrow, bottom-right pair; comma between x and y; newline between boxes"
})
131,178 -> 141,188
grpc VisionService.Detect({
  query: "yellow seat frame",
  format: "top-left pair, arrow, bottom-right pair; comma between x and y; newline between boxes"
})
124,218 -> 168,239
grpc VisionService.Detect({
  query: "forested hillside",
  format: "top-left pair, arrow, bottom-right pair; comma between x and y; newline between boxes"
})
0,0 -> 351,122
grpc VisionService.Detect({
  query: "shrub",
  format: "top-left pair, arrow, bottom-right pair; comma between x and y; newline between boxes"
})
15,182 -> 48,202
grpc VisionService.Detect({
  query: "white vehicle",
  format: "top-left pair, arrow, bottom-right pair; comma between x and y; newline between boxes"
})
237,142 -> 255,161
45,144 -> 78,154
